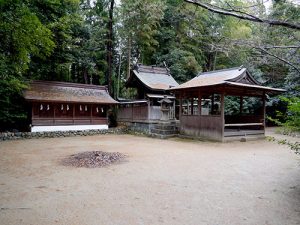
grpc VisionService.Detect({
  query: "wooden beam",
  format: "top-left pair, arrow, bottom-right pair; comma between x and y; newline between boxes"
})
198,90 -> 201,116
225,123 -> 263,127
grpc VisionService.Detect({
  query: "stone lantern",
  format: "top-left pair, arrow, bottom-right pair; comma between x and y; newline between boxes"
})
158,95 -> 173,121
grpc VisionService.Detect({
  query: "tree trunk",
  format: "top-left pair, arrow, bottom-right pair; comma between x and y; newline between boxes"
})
83,68 -> 88,84
106,0 -> 114,95
127,36 -> 131,79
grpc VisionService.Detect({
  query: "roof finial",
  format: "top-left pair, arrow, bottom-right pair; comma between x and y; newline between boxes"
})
239,65 -> 244,71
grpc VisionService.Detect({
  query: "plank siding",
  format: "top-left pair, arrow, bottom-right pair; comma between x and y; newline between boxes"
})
180,115 -> 223,141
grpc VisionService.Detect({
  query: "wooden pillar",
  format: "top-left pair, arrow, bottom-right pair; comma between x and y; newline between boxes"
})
147,100 -> 151,121
31,103 -> 34,126
211,94 -> 215,114
72,104 -> 75,125
179,93 -> 182,119
131,103 -> 133,122
173,99 -> 175,120
221,92 -> 225,142
262,92 -> 266,134
191,98 -> 194,115
239,96 -> 243,115
198,90 -> 201,116
53,104 -> 56,125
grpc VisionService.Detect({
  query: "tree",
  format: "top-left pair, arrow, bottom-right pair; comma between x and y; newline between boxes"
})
119,0 -> 165,78
0,0 -> 56,129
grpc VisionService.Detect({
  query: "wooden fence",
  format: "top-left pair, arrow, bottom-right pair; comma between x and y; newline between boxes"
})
118,104 -> 175,122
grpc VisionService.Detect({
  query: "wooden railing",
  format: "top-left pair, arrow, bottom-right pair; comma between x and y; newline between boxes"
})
32,117 -> 107,126
118,104 -> 175,122
225,115 -> 264,124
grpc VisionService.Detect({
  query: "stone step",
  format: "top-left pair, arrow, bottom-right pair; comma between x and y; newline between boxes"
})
150,133 -> 178,139
154,124 -> 177,130
150,128 -> 178,135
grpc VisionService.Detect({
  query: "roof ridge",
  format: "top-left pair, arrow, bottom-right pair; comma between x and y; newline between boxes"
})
31,80 -> 108,90
135,64 -> 170,75
197,66 -> 244,77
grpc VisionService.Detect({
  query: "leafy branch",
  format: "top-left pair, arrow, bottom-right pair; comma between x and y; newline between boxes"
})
185,0 -> 300,30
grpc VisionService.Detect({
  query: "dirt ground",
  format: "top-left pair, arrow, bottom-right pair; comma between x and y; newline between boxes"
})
0,132 -> 300,225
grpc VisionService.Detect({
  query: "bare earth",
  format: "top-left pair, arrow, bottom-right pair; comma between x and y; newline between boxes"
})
0,133 -> 299,225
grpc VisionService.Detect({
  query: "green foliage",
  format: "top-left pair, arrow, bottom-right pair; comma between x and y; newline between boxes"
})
0,78 -> 28,130
280,97 -> 300,132
267,136 -> 300,155
0,0 -> 55,74
0,0 -> 56,128
119,0 -> 165,63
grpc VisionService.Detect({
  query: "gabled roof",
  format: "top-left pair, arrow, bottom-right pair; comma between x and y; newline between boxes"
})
170,67 -> 285,93
24,81 -> 118,104
126,65 -> 179,91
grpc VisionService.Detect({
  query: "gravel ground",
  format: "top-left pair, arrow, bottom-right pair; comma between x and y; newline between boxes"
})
0,131 -> 299,225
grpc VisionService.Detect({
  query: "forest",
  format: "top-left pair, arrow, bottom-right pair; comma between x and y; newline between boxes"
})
0,0 -> 299,131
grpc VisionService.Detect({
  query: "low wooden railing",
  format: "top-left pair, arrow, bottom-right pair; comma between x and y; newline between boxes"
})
225,115 -> 264,124
32,117 -> 107,126
118,105 -> 175,122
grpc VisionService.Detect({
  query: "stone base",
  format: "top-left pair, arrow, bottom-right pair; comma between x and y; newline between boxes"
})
150,121 -> 178,139
118,121 -> 158,134
31,124 -> 108,132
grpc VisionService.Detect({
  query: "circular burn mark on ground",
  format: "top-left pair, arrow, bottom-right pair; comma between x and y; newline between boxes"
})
62,151 -> 127,168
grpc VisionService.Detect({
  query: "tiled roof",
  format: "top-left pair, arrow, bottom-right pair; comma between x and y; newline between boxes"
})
24,81 -> 118,104
171,67 -> 246,89
170,67 -> 285,93
127,65 -> 179,91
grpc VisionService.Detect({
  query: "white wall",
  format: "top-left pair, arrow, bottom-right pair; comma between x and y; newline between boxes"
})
31,125 -> 108,132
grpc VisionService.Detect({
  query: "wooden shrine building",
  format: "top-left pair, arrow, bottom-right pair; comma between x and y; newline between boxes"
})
171,66 -> 285,141
117,64 -> 179,132
24,81 -> 118,132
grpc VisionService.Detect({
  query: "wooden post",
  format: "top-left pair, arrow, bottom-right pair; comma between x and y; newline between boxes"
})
198,90 -> 201,116
191,98 -> 194,115
131,103 -> 133,122
179,93 -> 182,119
173,99 -> 175,120
211,94 -> 215,114
147,100 -> 151,121
72,104 -> 75,125
53,104 -> 56,125
187,98 -> 190,115
221,92 -> 225,142
262,92 -> 266,134
31,103 -> 34,126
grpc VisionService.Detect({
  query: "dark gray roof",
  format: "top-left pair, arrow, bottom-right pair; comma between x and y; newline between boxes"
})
127,65 -> 179,91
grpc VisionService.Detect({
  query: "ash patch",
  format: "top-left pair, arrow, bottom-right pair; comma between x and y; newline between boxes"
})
62,151 -> 127,168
